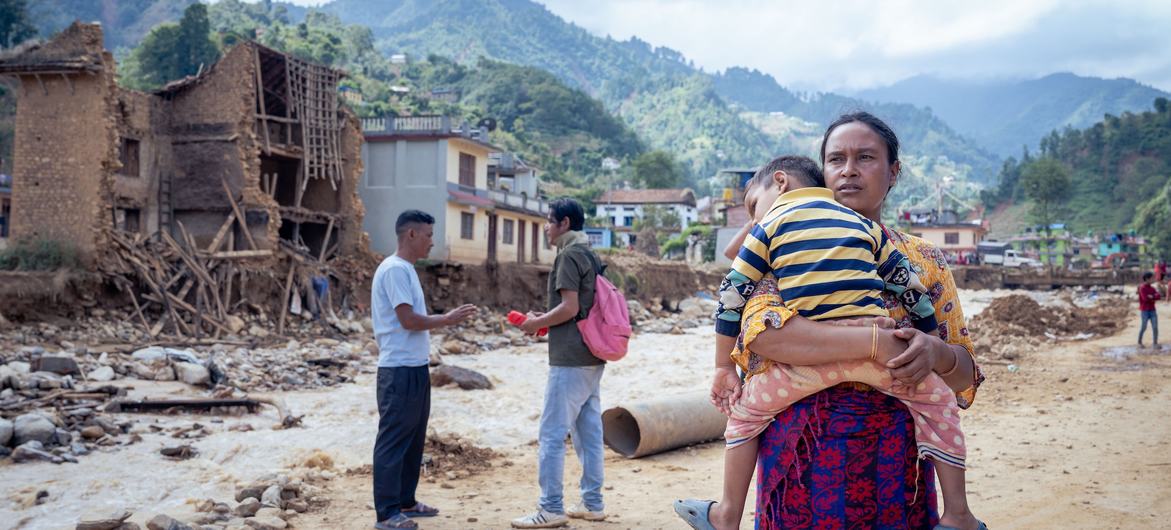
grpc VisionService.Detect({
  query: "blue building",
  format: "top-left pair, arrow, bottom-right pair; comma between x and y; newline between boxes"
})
584,227 -> 613,249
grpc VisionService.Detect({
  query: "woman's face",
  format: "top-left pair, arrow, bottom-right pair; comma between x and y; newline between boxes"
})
823,122 -> 900,222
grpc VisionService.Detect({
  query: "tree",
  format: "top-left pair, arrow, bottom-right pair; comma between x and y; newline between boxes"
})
1134,179 -> 1171,259
632,150 -> 683,189
0,0 -> 36,48
1019,158 -> 1071,237
125,3 -> 220,89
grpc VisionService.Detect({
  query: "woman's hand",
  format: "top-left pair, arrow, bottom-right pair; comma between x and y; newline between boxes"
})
709,366 -> 742,416
887,328 -> 949,386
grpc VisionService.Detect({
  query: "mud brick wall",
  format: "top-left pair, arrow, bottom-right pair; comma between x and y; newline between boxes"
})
9,65 -> 117,260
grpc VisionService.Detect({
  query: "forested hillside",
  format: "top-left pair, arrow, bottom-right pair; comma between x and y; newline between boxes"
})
857,73 -> 1171,157
983,98 -> 1171,236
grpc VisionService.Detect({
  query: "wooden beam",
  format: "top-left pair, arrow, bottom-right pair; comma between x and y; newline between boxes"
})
212,250 -> 273,259
205,212 -> 237,254
277,264 -> 295,336
220,178 -> 258,250
254,47 -> 272,155
318,217 -> 334,263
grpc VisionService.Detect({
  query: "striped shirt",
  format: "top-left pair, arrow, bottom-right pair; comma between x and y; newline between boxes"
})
714,187 -> 936,337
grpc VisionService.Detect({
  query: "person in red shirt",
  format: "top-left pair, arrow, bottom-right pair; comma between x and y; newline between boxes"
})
1138,272 -> 1161,347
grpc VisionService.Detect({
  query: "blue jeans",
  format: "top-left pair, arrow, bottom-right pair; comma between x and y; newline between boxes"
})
538,365 -> 605,513
1140,310 -> 1158,344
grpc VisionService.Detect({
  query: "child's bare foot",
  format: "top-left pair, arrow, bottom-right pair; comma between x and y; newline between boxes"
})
936,509 -> 985,530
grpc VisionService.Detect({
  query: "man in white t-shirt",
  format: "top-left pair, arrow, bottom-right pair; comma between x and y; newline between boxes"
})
371,210 -> 477,530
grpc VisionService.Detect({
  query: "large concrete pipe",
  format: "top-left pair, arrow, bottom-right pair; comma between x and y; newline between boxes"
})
602,390 -> 728,458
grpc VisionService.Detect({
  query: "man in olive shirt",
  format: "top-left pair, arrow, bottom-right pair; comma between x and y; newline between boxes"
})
512,198 -> 606,529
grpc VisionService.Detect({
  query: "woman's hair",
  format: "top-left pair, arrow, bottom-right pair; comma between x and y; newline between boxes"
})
819,111 -> 900,166
1144,271 -> 1154,281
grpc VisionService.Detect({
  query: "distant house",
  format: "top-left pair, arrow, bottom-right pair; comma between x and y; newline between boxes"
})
901,208 -> 988,261
429,86 -> 460,103
584,227 -> 613,249
390,54 -> 408,65
359,115 -> 553,265
601,157 -> 621,172
595,188 -> 698,246
339,85 -> 363,105
714,167 -> 759,266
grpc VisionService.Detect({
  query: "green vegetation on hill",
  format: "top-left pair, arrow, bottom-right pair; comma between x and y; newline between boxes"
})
984,98 -> 1171,235
319,0 -> 777,183
857,73 -> 1171,158
27,0 -> 197,49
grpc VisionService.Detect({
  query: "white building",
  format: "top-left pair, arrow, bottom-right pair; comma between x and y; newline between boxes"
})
595,188 -> 698,246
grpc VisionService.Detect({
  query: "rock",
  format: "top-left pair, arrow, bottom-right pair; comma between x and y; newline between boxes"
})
0,364 -> 20,389
253,508 -> 283,520
71,442 -> 89,455
678,297 -> 717,319
235,485 -> 266,503
260,485 -> 283,508
428,352 -> 443,367
0,417 -> 12,447
116,524 -> 141,530
160,445 -> 198,460
89,366 -> 116,382
234,498 -> 261,517
247,325 -> 270,338
12,441 -> 63,463
76,509 -> 133,530
10,361 -> 31,374
146,514 -> 194,530
14,413 -> 56,445
285,499 -> 308,513
174,363 -> 210,386
131,347 -> 169,362
53,428 -> 73,446
132,362 -> 177,382
243,517 -> 286,530
430,364 -> 493,390
80,425 -> 105,440
440,340 -> 472,355
225,315 -> 246,334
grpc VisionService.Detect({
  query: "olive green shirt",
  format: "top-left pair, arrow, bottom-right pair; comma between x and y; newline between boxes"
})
547,243 -> 603,366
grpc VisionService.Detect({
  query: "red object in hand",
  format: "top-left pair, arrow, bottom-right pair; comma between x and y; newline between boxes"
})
508,310 -> 547,336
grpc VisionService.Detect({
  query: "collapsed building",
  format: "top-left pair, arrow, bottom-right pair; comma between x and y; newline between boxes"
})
0,22 -> 376,336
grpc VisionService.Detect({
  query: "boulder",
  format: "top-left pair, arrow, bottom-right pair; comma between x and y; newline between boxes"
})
145,514 -> 194,530
35,356 -> 80,375
243,517 -> 286,530
225,315 -> 247,334
89,366 -> 116,382
76,509 -> 133,530
234,498 -> 261,517
430,364 -> 493,390
12,441 -> 63,463
14,413 -> 56,446
174,363 -> 210,386
80,425 -> 105,440
260,485 -> 283,508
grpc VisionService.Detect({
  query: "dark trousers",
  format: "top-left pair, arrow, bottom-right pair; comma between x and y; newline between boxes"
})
373,366 -> 431,521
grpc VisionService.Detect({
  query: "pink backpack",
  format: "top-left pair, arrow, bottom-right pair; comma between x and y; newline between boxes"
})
576,249 -> 632,361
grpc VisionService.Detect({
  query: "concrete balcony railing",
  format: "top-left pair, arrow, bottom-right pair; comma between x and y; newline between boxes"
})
361,114 -> 490,142
449,182 -> 548,216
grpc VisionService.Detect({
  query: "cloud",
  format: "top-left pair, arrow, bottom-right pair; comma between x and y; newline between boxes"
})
538,0 -> 1171,91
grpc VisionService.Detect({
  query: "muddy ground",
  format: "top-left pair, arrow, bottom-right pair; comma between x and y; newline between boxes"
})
2,292 -> 1169,529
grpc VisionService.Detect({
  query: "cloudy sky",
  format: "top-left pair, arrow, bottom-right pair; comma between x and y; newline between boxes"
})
284,0 -> 1171,92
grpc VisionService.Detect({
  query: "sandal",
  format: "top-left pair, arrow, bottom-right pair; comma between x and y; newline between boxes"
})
402,501 -> 440,517
374,513 -> 418,529
673,499 -> 718,530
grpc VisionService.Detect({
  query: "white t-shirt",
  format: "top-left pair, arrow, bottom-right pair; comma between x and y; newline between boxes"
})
371,255 -> 430,368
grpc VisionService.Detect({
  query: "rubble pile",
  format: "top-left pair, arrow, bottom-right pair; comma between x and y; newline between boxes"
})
72,470 -> 334,530
423,432 -> 501,478
969,292 -> 1130,360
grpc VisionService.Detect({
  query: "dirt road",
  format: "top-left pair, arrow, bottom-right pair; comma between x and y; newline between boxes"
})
300,305 -> 1171,529
4,298 -> 1169,529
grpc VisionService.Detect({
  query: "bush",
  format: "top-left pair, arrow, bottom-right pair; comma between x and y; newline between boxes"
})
0,239 -> 81,271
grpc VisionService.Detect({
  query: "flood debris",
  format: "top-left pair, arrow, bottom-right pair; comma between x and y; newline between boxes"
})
970,292 -> 1129,360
